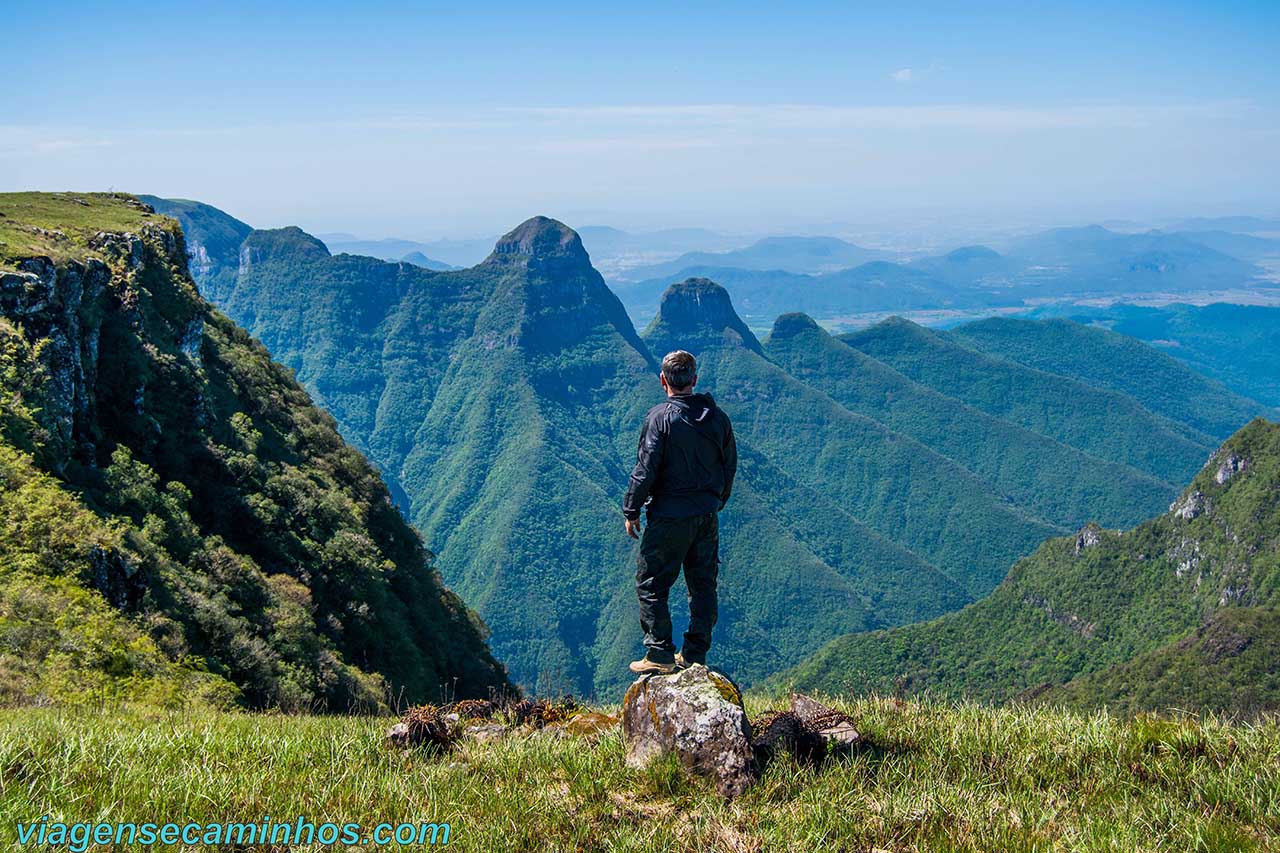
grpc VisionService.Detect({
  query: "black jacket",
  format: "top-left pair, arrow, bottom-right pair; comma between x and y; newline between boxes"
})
623,392 -> 737,520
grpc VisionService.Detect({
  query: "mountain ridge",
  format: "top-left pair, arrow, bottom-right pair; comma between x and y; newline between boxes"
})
136,195 -> 1277,699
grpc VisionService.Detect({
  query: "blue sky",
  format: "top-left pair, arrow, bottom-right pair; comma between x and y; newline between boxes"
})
4,0 -> 1278,237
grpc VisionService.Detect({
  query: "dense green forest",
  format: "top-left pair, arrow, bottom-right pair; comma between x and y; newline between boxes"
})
1023,302 -> 1280,407
765,312 -> 1174,530
140,195 -> 1276,702
951,316 -> 1269,442
780,417 -> 1280,716
0,192 -> 508,711
840,318 -> 1228,484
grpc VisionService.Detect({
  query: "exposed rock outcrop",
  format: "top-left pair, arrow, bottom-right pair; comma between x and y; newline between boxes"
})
622,664 -> 755,798
489,215 -> 589,263
1170,490 -> 1209,520
1074,523 -> 1103,555
0,226 -> 199,472
1215,452 -> 1249,484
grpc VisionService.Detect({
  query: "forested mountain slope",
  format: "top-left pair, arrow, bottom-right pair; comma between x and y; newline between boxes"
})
1022,302 -> 1280,408
951,316 -> 1272,442
186,218 -> 972,695
643,279 -> 1063,598
0,192 -> 509,710
782,417 -> 1280,716
765,313 -> 1176,530
141,195 -> 1274,698
840,319 -> 1219,485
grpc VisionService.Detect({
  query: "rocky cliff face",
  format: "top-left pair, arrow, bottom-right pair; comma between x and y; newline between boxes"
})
1,223 -> 201,472
645,277 -> 764,355
0,193 -> 511,709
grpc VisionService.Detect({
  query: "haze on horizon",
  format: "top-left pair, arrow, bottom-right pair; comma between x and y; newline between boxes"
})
4,0 -> 1278,240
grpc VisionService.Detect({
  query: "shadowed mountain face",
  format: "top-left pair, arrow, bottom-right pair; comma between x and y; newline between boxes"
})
782,417 -> 1280,718
151,198 -> 1275,700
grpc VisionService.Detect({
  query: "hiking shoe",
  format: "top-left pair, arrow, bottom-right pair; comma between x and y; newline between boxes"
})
629,653 -> 677,675
675,652 -> 706,669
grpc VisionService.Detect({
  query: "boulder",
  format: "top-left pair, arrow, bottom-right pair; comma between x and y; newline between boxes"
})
621,664 -> 755,798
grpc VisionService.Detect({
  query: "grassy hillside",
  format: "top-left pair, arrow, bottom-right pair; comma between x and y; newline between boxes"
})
0,192 -> 159,263
2,700 -> 1277,852
780,418 -> 1280,714
0,192 -> 508,710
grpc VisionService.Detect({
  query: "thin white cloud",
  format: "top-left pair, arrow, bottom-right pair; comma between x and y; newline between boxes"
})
0,126 -> 117,156
532,137 -> 718,153
505,101 -> 1256,132
3,100 -> 1258,159
891,62 -> 942,84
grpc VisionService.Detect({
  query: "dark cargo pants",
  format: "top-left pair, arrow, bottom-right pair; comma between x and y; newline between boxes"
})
636,511 -> 719,664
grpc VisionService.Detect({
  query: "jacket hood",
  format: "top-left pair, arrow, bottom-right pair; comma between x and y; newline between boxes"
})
666,392 -> 718,420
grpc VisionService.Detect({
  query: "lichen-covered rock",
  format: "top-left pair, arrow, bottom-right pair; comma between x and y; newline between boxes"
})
622,664 -> 754,798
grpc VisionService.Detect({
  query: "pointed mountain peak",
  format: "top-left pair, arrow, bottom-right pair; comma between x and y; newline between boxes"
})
650,277 -> 762,354
489,216 -> 589,264
769,312 -> 824,341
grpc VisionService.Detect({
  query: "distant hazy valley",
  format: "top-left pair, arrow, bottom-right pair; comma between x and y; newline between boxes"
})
308,213 -> 1280,338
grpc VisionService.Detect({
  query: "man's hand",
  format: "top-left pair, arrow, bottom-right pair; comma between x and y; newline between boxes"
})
625,518 -> 642,539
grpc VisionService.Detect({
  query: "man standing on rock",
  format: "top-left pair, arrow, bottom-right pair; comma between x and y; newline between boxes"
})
623,350 -> 737,675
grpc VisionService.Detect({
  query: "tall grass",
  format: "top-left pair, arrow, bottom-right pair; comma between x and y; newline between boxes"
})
1,696 -> 1277,851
